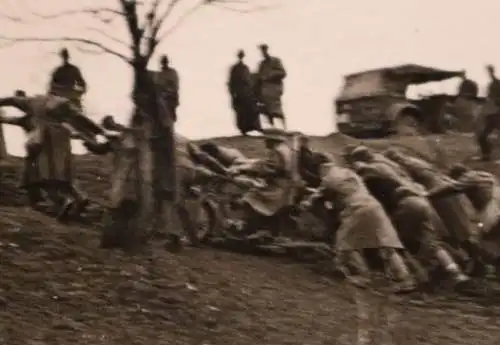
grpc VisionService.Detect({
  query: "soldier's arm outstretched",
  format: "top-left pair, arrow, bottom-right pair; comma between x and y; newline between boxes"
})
0,97 -> 30,113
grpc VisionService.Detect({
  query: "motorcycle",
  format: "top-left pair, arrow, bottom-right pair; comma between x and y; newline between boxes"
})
186,175 -> 335,249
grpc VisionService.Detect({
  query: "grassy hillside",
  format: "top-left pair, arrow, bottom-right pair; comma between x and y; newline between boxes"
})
1,133 -> 500,345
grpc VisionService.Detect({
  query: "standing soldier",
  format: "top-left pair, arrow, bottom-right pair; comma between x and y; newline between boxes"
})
0,91 -> 104,219
476,64 -> 500,161
457,70 -> 479,98
256,44 -> 287,129
452,70 -> 479,132
152,54 -> 180,122
228,49 -> 261,135
49,48 -> 87,109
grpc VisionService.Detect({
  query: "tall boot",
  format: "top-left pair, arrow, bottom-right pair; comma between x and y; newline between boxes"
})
68,183 -> 89,216
435,248 -> 470,285
384,249 -> 417,293
336,251 -> 371,288
462,239 -> 489,277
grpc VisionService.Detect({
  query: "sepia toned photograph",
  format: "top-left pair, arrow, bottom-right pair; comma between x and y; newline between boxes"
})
0,0 -> 500,344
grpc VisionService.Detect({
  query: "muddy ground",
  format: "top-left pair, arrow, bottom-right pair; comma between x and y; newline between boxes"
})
1,133 -> 500,345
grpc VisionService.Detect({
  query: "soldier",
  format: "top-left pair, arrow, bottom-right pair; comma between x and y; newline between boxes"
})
476,64 -> 500,161
451,71 -> 480,132
187,142 -> 231,176
0,91 -> 103,220
153,54 -> 180,122
457,70 -> 479,98
198,141 -> 259,171
228,128 -> 295,238
228,50 -> 262,135
256,44 -> 287,129
351,159 -> 470,288
429,164 -> 500,271
49,48 -> 87,109
384,148 -> 481,263
0,90 -> 45,206
301,158 -> 416,293
348,145 -> 426,194
297,135 -> 334,188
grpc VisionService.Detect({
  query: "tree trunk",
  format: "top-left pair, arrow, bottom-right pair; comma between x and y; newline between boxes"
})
106,60 -> 179,251
106,60 -> 156,250
133,113 -> 154,246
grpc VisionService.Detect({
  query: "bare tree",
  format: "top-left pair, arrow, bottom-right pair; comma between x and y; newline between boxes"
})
0,0 -> 275,249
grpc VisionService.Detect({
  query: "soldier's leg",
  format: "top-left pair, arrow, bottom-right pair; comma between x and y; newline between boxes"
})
476,115 -> 495,161
21,156 -> 45,206
67,181 -> 89,215
380,248 -> 416,292
335,250 -> 371,287
24,182 -> 45,207
418,220 -> 470,284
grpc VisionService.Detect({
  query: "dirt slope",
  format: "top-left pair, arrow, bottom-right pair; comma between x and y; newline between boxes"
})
1,133 -> 500,345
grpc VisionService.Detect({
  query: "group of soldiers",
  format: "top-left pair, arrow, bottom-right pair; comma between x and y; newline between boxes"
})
456,64 -> 500,161
0,47 -> 182,222
4,46 -> 500,295
135,126 -> 500,294
227,44 -> 287,135
177,131 -> 500,294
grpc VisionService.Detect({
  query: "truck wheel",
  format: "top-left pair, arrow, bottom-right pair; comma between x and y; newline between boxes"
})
396,114 -> 420,136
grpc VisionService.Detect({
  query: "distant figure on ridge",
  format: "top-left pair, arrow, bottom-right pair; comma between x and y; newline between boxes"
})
476,64 -> 500,161
152,54 -> 180,122
49,48 -> 87,109
227,49 -> 262,135
255,44 -> 287,130
457,70 -> 478,98
452,70 -> 479,131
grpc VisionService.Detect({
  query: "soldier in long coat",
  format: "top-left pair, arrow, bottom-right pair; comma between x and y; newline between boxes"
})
227,50 -> 262,135
351,159 -> 470,287
228,129 -> 295,237
256,44 -> 287,129
0,90 -> 45,206
0,92 -> 101,218
301,159 -> 416,293
151,55 -> 180,122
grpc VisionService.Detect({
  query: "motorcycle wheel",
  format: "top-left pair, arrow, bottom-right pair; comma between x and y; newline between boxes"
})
186,199 -> 218,244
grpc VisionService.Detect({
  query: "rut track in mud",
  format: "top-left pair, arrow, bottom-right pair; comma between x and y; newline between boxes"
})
1,133 -> 500,345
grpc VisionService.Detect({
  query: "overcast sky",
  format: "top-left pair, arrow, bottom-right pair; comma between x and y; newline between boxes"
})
1,0 -> 499,156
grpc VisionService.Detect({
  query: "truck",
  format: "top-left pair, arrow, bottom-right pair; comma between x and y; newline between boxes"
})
334,64 -> 473,138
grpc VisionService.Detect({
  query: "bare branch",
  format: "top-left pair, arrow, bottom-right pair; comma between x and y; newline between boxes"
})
157,0 -> 206,42
119,0 -> 143,58
208,0 -> 281,13
0,36 -> 131,63
85,26 -> 131,49
144,0 -> 182,58
0,12 -> 23,23
0,7 -> 126,25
